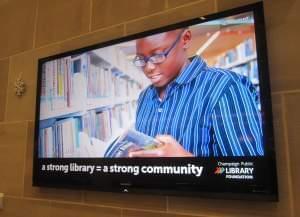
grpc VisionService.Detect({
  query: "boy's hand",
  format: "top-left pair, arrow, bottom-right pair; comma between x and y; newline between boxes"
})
128,135 -> 193,157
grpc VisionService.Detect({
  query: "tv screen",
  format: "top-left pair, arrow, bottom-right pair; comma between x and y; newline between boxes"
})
33,2 -> 278,200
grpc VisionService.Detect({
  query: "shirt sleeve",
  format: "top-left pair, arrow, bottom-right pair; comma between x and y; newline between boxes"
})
211,81 -> 264,156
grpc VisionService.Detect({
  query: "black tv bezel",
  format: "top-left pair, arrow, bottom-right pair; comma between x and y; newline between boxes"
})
33,2 -> 278,201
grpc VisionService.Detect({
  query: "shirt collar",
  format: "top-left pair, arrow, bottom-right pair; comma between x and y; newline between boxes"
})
174,56 -> 206,85
148,57 -> 206,99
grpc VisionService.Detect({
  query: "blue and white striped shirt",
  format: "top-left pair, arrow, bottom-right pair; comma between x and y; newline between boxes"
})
135,57 -> 263,157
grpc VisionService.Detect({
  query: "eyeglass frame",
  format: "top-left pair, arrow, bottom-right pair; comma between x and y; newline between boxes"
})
133,30 -> 185,67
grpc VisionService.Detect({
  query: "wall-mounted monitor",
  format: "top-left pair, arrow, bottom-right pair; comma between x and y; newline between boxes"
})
33,2 -> 278,200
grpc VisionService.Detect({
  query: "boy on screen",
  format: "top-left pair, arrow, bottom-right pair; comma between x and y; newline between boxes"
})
130,28 -> 263,157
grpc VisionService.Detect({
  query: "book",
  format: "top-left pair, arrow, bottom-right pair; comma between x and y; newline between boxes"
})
104,129 -> 162,158
38,122 -> 159,158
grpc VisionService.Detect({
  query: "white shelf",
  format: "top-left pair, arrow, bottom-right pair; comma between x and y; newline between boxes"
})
40,96 -> 138,120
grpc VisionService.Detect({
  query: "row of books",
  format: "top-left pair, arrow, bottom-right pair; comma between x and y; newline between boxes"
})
40,53 -> 143,117
87,63 -> 141,99
39,102 -> 137,158
87,63 -> 111,98
41,57 -> 73,111
214,37 -> 256,68
92,47 -> 149,87
39,117 -> 81,158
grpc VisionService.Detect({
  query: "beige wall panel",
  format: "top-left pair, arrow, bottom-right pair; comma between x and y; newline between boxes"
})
60,25 -> 124,53
91,0 -> 165,30
84,191 -> 166,211
35,0 -> 90,47
217,0 -> 260,11
126,0 -> 216,35
0,122 -> 28,196
264,0 -> 300,92
5,44 -> 60,121
0,59 -> 9,121
271,94 -> 293,217
0,0 -> 37,58
49,202 -> 121,217
0,197 -> 51,217
284,92 -> 300,217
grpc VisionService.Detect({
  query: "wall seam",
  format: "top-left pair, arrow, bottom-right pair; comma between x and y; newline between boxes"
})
0,58 -> 9,121
80,191 -> 85,203
0,57 -> 9,61
122,207 -> 210,216
92,10 -> 166,32
214,0 -> 218,12
4,57 -> 11,121
281,93 -> 295,217
36,23 -> 124,50
123,23 -> 127,36
8,23 -> 124,61
167,0 -> 209,10
21,121 -> 30,197
32,0 -> 40,48
0,120 -> 35,125
23,196 -> 127,211
272,89 -> 300,95
124,0 -> 211,28
89,0 -> 93,32
166,196 -> 169,212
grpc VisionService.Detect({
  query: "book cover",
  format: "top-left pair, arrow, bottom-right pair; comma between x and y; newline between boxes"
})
104,129 -> 161,158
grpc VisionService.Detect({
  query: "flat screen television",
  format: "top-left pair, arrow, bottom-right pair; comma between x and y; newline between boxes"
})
33,2 -> 278,200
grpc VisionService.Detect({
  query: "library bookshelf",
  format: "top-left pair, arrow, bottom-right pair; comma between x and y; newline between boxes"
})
38,46 -> 148,158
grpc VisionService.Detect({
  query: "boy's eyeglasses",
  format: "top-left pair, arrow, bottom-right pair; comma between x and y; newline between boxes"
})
133,30 -> 184,67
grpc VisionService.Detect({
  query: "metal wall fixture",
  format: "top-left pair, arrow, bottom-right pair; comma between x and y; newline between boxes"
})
14,73 -> 26,97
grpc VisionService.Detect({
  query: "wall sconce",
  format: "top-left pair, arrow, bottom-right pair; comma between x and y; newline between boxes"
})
14,73 -> 26,97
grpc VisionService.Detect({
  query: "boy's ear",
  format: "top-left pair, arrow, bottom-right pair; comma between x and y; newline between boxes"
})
182,29 -> 192,49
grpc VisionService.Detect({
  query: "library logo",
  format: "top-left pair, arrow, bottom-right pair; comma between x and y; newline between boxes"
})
214,167 -> 225,174
224,167 -> 254,180
215,167 -> 254,180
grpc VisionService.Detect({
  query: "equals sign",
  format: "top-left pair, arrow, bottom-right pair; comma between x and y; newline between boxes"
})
96,166 -> 102,171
